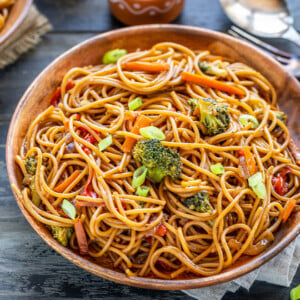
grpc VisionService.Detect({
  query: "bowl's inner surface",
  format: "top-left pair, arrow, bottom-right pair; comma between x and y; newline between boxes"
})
6,25 -> 300,289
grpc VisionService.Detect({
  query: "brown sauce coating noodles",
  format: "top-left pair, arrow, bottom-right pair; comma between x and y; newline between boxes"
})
13,42 -> 300,279
0,0 -> 14,31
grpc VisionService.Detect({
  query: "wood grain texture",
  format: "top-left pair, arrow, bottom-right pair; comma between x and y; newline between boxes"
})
0,0 -> 299,299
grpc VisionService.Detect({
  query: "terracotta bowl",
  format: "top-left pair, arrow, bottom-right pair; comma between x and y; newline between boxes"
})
108,0 -> 184,25
6,25 -> 300,290
0,0 -> 32,45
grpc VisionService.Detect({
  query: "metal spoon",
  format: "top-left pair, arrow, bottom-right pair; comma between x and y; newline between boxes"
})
219,0 -> 300,46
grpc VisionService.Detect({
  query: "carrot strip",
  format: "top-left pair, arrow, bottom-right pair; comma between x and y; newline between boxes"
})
123,62 -> 170,72
206,56 -> 223,62
242,147 -> 257,176
121,115 -> 152,153
181,72 -> 245,96
74,218 -> 88,255
282,199 -> 296,223
54,170 -> 81,193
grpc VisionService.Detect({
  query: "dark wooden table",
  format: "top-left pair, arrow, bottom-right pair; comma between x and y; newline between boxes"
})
0,0 -> 299,299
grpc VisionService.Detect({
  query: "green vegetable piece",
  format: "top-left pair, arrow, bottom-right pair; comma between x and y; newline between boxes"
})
248,172 -> 266,199
136,186 -> 150,197
62,199 -> 76,220
291,285 -> 300,300
199,61 -> 227,78
98,135 -> 113,151
183,192 -> 214,213
129,97 -> 142,111
102,49 -> 127,64
239,114 -> 259,129
188,98 -> 230,136
210,163 -> 225,175
25,155 -> 38,175
140,126 -> 165,141
28,176 -> 41,206
133,139 -> 182,183
50,226 -> 73,246
273,110 -> 288,133
132,166 -> 148,189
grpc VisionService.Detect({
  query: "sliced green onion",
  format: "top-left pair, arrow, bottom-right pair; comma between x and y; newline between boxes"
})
291,285 -> 300,300
98,135 -> 113,151
140,126 -> 165,141
248,172 -> 266,199
102,49 -> 127,64
239,114 -> 259,129
62,199 -> 76,220
132,166 -> 148,189
136,186 -> 150,197
129,97 -> 142,111
210,163 -> 225,175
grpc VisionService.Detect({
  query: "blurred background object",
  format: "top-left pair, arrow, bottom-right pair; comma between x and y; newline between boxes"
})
219,0 -> 300,46
108,0 -> 185,25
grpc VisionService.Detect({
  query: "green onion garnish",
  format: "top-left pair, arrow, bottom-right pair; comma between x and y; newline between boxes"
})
62,199 -> 76,220
98,135 -> 113,151
102,49 -> 127,64
239,114 -> 259,129
132,166 -> 148,189
136,186 -> 150,197
140,126 -> 165,141
129,97 -> 142,111
210,163 -> 225,175
290,285 -> 300,300
248,172 -> 266,199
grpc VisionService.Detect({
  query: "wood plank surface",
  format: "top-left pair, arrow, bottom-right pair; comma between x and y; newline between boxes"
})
0,0 -> 299,299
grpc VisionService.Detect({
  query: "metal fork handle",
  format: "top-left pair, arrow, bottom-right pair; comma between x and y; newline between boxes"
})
282,26 -> 300,48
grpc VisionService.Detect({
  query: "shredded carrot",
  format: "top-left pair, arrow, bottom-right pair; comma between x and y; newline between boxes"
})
181,72 -> 245,96
242,147 -> 257,176
54,170 -> 81,193
123,62 -> 170,73
121,115 -> 152,153
74,218 -> 88,255
282,199 -> 296,223
206,56 -> 223,62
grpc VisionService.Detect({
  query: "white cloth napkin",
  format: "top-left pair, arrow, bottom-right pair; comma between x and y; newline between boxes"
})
182,236 -> 300,300
0,4 -> 51,69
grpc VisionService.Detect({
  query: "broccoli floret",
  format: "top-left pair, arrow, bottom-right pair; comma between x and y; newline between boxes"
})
183,192 -> 214,213
29,176 -> 41,206
199,61 -> 227,78
188,98 -> 230,136
133,139 -> 182,183
50,226 -> 73,246
25,155 -> 37,175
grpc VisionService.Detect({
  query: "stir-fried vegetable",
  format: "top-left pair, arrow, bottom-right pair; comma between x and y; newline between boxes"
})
140,126 -> 165,141
121,115 -> 152,153
272,167 -> 291,196
290,284 -> 300,300
156,223 -> 167,236
74,218 -> 88,255
132,166 -> 148,189
50,226 -> 73,246
248,172 -> 266,199
25,155 -> 37,175
62,199 -> 77,220
239,114 -> 259,129
123,62 -> 169,72
102,49 -> 127,64
188,98 -> 230,136
98,135 -> 113,152
282,199 -> 296,223
54,170 -> 81,193
136,186 -> 150,197
183,192 -> 214,213
238,147 -> 257,179
199,61 -> 227,78
210,163 -> 225,175
29,176 -> 41,206
50,81 -> 75,107
133,139 -> 182,183
181,72 -> 245,96
129,97 -> 142,111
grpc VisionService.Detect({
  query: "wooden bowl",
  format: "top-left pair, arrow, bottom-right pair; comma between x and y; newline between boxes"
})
6,24 -> 300,290
108,0 -> 184,25
0,0 -> 32,45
